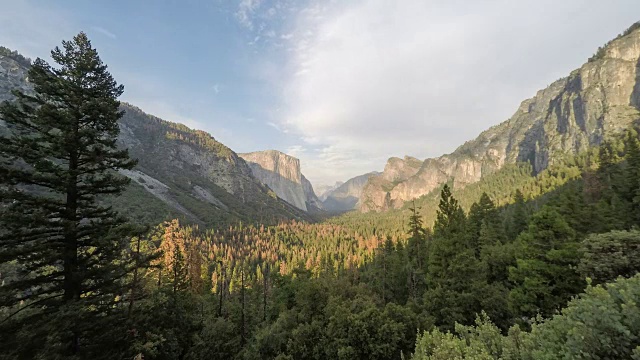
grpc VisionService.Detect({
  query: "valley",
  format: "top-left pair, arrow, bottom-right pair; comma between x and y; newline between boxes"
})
1,14 -> 640,360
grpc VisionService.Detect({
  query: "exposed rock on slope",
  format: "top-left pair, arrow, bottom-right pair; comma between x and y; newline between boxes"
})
322,172 -> 379,212
239,150 -> 323,212
0,48 -> 30,104
360,25 -> 640,212
117,106 -> 311,224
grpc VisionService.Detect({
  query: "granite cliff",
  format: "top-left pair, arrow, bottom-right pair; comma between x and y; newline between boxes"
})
360,24 -> 640,212
239,150 -> 322,212
302,175 -> 324,211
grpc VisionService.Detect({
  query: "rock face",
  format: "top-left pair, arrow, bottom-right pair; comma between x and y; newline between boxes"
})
322,172 -> 380,212
239,150 -> 322,212
301,175 -> 324,211
0,47 -> 310,225
360,26 -> 640,212
0,48 -> 30,104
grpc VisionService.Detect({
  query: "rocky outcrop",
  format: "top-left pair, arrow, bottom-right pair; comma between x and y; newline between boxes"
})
0,50 -> 30,104
119,107 -> 258,198
239,150 -> 321,212
322,172 -> 379,212
117,107 -> 313,223
360,25 -> 640,212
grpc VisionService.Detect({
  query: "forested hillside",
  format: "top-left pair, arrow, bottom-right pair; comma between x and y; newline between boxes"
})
113,105 -> 311,225
2,22 -> 640,360
0,48 -> 311,227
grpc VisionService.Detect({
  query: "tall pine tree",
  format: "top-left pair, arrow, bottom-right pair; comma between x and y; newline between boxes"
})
0,33 -> 142,358
508,207 -> 582,320
624,129 -> 640,225
425,185 -> 485,329
467,192 -> 500,257
508,189 -> 529,240
406,201 -> 429,299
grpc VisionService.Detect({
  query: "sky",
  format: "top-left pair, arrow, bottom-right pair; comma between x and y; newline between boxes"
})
1,0 -> 640,189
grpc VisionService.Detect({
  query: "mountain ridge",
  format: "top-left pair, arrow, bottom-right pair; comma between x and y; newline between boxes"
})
359,23 -> 640,212
0,49 -> 311,225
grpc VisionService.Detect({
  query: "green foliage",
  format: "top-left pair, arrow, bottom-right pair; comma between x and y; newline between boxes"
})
579,230 -> 640,284
406,202 -> 430,298
246,277 -> 429,360
412,313 -> 505,360
508,190 -> 529,239
425,186 -> 487,329
414,274 -> 640,360
508,207 -> 582,319
528,274 -> 640,359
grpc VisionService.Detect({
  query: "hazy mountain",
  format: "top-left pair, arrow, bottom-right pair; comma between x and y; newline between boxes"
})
0,48 -> 311,225
316,182 -> 344,201
360,25 -> 640,212
322,172 -> 380,213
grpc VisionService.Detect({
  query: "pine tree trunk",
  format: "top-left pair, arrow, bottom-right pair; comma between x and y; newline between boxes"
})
128,237 -> 142,318
218,266 -> 225,317
240,268 -> 246,346
63,144 -> 80,355
263,272 -> 268,322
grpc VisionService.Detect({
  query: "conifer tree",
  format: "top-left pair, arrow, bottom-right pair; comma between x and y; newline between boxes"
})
508,207 -> 582,319
405,201 -> 429,298
0,33 -> 143,358
624,129 -> 640,224
468,192 -> 499,257
433,184 -> 466,240
159,219 -> 189,294
598,140 -> 619,186
596,140 -> 627,230
426,185 -> 484,329
509,189 -> 529,239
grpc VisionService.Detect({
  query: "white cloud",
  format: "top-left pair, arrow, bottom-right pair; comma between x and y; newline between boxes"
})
285,144 -> 306,158
267,121 -> 287,133
275,0 -> 640,185
90,26 -> 117,40
236,0 -> 263,30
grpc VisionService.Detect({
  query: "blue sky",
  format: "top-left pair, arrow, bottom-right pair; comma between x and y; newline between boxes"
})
2,0 -> 640,188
